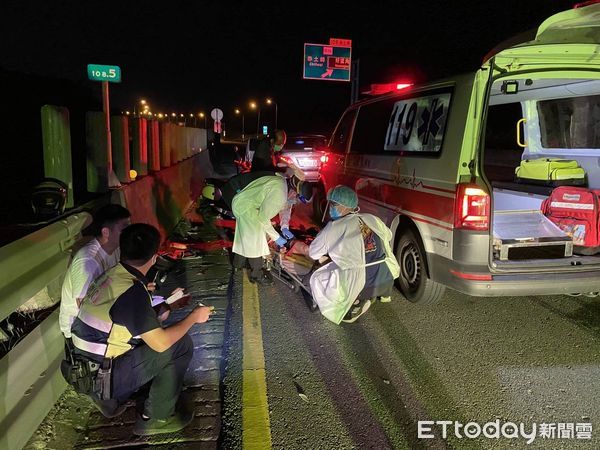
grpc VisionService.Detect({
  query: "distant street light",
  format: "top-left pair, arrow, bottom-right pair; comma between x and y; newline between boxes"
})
235,108 -> 245,139
198,112 -> 207,129
250,101 -> 261,136
134,99 -> 148,118
266,98 -> 278,130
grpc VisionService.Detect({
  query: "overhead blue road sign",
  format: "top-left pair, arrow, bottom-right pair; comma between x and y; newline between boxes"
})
303,43 -> 351,82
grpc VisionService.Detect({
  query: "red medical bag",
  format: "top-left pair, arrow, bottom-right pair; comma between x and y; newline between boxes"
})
542,186 -> 600,254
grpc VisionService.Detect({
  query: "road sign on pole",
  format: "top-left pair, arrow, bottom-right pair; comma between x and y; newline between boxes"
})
88,64 -> 121,188
303,43 -> 351,82
87,64 -> 122,83
211,108 -> 224,134
210,108 -> 224,121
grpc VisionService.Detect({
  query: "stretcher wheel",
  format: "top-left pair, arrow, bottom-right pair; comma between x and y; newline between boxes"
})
291,281 -> 301,293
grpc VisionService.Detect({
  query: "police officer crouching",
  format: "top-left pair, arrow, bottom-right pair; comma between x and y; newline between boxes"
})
67,223 -> 213,436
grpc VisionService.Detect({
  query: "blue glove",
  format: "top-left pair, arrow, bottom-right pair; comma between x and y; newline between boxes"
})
281,228 -> 295,239
275,236 -> 287,247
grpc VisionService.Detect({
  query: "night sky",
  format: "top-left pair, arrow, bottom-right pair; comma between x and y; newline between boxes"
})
1,0 -> 575,133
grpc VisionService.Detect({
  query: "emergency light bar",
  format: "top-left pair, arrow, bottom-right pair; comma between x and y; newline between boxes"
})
574,0 -> 600,8
362,82 -> 413,96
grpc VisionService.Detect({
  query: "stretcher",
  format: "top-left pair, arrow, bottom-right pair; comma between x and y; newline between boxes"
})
267,240 -> 319,312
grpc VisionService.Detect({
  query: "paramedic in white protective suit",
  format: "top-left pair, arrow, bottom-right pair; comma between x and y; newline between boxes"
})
232,174 -> 288,285
309,185 -> 400,324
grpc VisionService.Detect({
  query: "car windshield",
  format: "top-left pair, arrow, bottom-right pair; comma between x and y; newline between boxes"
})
284,135 -> 327,152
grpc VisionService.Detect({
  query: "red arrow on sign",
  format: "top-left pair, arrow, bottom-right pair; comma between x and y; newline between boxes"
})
321,69 -> 333,78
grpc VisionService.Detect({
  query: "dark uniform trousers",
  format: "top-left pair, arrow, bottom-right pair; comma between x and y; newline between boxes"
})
233,253 -> 264,278
111,334 -> 193,419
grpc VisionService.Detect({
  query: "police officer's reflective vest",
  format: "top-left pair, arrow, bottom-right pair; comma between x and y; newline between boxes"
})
70,264 -> 149,360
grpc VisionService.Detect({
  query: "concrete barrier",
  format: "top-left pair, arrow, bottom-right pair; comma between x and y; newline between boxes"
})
111,150 -> 208,240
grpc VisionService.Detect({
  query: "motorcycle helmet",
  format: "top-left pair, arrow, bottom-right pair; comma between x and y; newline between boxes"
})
31,178 -> 68,219
201,183 -> 222,201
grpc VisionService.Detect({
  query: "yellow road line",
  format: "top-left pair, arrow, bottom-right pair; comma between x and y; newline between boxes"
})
242,276 -> 272,449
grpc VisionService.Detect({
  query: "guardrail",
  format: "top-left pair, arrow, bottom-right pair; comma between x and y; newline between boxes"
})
0,212 -> 91,450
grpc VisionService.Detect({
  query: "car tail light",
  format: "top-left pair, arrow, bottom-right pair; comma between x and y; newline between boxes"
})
454,184 -> 490,231
320,154 -> 329,164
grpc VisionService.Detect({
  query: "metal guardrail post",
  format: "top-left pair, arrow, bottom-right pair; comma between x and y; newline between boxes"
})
111,115 -> 131,183
41,105 -> 74,208
148,120 -> 160,172
86,111 -> 109,192
132,117 -> 148,176
159,122 -> 171,168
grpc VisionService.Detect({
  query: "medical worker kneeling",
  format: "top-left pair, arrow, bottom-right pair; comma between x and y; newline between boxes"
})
309,185 -> 400,324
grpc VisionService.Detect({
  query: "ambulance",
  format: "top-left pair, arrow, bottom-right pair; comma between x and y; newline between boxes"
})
316,2 -> 600,304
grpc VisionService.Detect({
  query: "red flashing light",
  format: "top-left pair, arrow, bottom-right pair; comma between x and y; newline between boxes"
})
362,82 -> 413,96
320,154 -> 329,164
454,184 -> 490,231
574,0 -> 600,8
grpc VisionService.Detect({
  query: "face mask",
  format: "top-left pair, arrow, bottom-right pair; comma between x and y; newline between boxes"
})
274,143 -> 283,152
329,205 -> 342,219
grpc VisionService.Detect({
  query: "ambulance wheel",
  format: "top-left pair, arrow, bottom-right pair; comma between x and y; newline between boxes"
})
396,229 -> 445,305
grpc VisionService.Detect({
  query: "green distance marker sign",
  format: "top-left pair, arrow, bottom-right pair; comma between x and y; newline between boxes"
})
87,64 -> 121,83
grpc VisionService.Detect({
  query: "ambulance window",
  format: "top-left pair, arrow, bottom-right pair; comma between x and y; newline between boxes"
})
330,110 -> 356,154
350,99 -> 395,154
538,95 -> 600,149
483,102 -> 524,182
383,89 -> 452,154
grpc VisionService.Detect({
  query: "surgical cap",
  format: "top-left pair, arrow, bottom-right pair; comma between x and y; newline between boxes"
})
327,185 -> 358,209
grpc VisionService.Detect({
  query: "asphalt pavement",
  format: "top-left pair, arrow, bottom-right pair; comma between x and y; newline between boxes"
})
221,270 -> 600,449
25,204 -> 600,450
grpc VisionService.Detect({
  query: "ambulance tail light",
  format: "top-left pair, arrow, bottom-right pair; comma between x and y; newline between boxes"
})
320,153 -> 329,164
454,184 -> 490,231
